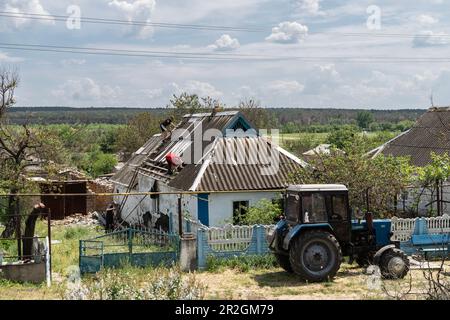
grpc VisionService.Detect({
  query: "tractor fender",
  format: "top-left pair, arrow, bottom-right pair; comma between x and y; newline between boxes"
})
282,223 -> 333,251
373,244 -> 396,265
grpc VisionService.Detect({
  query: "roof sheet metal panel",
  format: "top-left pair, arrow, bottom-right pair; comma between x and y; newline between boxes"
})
381,108 -> 450,167
110,135 -> 163,186
195,137 -> 304,192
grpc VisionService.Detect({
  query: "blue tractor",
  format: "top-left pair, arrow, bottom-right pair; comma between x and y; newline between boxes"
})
269,184 -> 409,282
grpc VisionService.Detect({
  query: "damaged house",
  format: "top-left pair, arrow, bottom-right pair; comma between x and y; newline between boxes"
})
111,111 -> 306,230
368,107 -> 450,215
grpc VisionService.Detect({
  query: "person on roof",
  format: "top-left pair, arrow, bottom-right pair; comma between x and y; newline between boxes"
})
160,116 -> 175,139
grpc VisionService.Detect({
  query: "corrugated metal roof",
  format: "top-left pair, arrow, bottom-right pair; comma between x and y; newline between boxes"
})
111,112 -> 306,192
378,107 -> 450,167
169,137 -> 305,191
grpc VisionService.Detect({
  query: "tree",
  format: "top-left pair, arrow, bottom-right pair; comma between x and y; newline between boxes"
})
291,137 -> 413,218
237,199 -> 282,225
0,67 -> 65,238
80,146 -> 117,178
167,93 -> 205,121
326,125 -> 359,149
357,111 -> 374,129
238,99 -> 277,129
413,153 -> 450,216
116,112 -> 160,159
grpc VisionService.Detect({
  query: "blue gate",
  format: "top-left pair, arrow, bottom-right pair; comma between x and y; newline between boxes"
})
79,228 -> 179,273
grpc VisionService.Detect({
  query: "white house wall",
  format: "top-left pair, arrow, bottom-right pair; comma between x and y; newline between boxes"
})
114,174 -> 198,231
207,191 -> 282,226
398,184 -> 450,216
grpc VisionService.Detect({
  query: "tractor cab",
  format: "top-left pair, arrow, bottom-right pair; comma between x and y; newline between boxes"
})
270,184 -> 409,282
284,184 -> 352,243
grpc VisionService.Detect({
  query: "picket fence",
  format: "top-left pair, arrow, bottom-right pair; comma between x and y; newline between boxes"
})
390,214 -> 450,242
196,224 -> 275,269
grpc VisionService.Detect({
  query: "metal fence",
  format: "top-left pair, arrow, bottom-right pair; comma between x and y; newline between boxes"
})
79,227 -> 179,273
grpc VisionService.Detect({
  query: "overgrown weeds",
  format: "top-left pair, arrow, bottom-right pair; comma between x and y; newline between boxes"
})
206,254 -> 277,273
63,266 -> 206,300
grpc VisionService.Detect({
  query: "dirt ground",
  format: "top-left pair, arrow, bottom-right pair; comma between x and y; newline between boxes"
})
197,263 -> 444,300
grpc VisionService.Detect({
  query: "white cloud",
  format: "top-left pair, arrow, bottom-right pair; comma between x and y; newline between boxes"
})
208,34 -> 240,51
0,51 -> 23,62
304,64 -> 341,94
52,78 -> 120,103
172,80 -> 223,98
416,14 -> 439,26
295,0 -> 323,16
265,80 -> 304,96
141,88 -> 163,99
108,0 -> 156,38
2,0 -> 54,28
266,21 -> 308,44
60,59 -> 86,66
413,31 -> 450,47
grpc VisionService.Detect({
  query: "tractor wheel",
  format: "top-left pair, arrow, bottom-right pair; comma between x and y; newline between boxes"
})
379,248 -> 409,279
289,230 -> 342,282
274,253 -> 293,273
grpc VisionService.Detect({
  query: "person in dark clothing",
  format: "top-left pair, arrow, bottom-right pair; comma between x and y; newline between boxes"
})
105,202 -> 116,233
160,117 -> 174,132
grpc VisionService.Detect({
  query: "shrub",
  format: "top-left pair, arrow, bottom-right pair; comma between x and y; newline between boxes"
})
236,199 -> 282,225
63,266 -> 206,300
206,254 -> 277,273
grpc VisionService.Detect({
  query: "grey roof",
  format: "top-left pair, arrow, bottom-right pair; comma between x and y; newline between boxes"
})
111,111 -> 247,188
111,111 -> 306,192
369,107 -> 450,167
170,137 -> 306,191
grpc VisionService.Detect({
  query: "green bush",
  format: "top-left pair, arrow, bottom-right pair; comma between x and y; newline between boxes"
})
233,199 -> 282,225
206,254 -> 277,273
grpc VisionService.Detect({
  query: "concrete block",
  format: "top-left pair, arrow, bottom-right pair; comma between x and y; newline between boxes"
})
180,233 -> 197,272
0,261 -> 46,284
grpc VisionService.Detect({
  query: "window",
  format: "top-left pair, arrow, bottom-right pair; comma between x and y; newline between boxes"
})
302,193 -> 327,223
331,195 -> 347,221
233,201 -> 249,224
285,193 -> 300,222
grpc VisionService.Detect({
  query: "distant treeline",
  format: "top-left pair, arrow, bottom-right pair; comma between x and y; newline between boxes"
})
8,106 -> 426,126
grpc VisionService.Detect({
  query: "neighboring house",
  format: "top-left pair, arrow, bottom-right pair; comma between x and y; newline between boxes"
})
368,107 -> 450,215
111,111 -> 306,230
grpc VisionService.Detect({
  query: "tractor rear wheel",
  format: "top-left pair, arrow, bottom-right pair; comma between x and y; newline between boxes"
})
379,248 -> 409,279
275,253 -> 293,273
289,230 -> 342,282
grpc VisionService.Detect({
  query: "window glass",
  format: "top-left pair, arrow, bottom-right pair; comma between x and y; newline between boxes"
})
233,201 -> 249,224
285,193 -> 299,222
331,195 -> 347,221
302,194 -> 327,223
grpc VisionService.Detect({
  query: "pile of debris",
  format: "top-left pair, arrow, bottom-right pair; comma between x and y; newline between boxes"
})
51,212 -> 104,227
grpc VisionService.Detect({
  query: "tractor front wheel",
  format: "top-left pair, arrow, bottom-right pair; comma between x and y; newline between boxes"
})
379,248 -> 409,279
274,253 -> 293,273
289,230 -> 342,282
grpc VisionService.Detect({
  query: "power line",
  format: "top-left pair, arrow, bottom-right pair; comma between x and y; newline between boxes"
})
1,11 -> 450,39
0,11 -> 266,33
2,42 -> 450,63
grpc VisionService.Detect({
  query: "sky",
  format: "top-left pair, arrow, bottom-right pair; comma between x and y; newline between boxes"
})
1,0 -> 450,109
